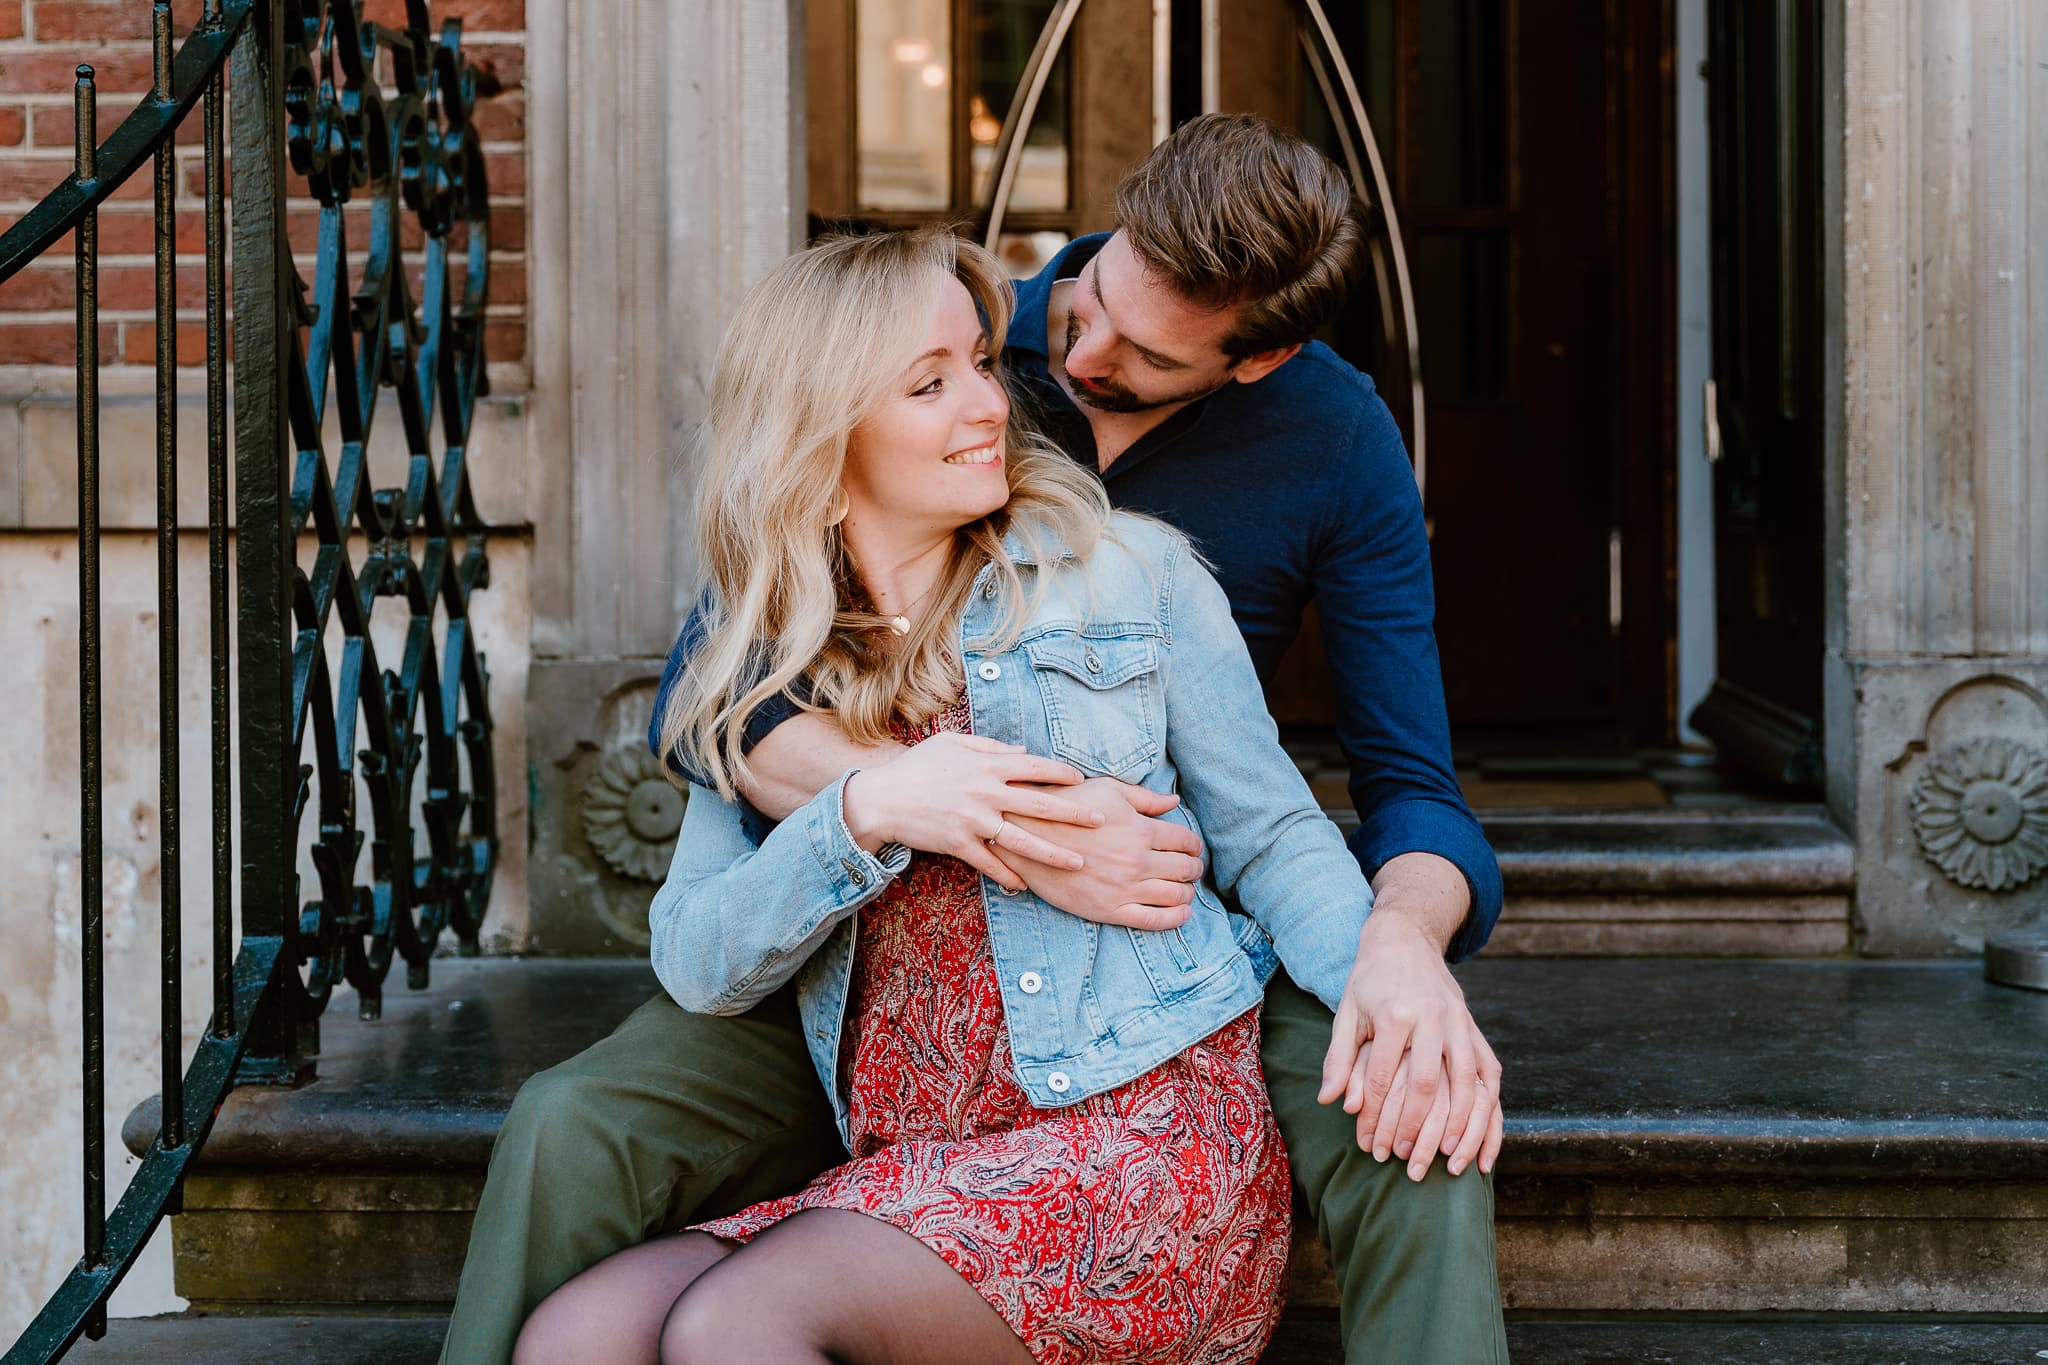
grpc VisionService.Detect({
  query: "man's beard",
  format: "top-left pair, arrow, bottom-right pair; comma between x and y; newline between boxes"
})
1063,311 -> 1223,414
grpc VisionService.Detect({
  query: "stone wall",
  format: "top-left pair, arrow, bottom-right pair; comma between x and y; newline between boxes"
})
1831,0 -> 2048,953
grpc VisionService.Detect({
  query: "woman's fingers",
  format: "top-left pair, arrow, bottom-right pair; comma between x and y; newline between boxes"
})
991,754 -> 1088,787
1480,1093 -> 1504,1174
1439,1025 -> 1479,1157
1365,1057 -> 1409,1157
989,820 -> 1084,870
1408,1079 -> 1453,1182
951,835 -> 1028,892
1000,789 -> 1104,829
1447,1074 -> 1492,1176
1319,1001 -> 1364,1105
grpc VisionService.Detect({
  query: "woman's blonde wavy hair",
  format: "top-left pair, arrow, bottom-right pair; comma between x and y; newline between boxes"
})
661,227 -> 1113,799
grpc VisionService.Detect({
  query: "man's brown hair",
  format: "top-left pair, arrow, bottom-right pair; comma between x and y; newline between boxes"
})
1114,112 -> 1367,360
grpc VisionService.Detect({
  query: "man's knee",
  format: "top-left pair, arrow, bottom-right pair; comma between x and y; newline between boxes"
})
493,1061 -> 622,1172
1312,1148 -> 1495,1261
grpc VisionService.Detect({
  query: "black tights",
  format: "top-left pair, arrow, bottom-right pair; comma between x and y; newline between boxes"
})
512,1209 -> 1036,1365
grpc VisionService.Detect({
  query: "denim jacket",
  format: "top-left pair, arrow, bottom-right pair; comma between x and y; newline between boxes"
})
648,514 -> 1375,1142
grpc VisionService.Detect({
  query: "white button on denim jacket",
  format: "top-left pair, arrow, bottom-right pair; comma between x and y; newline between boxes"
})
649,514 -> 1376,1144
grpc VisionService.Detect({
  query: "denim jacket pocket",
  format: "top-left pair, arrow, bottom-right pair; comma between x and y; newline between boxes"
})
1023,631 -> 1163,780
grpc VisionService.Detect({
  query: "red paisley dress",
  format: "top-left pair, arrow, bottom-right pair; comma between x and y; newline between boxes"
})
692,691 -> 1293,1364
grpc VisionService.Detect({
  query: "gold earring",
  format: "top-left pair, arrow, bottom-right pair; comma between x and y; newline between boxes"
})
824,487 -> 850,526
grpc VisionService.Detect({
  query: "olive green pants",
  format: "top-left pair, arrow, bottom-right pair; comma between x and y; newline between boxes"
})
439,973 -> 1507,1364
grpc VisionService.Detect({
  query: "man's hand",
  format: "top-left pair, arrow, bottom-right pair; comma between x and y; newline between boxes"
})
995,777 -> 1207,929
1319,855 -> 1504,1180
841,733 -> 1108,890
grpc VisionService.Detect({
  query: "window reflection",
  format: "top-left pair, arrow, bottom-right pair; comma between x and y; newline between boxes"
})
858,0 -> 954,211
970,1 -> 1069,212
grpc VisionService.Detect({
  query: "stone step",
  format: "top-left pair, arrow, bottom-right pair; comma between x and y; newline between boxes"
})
126,957 -> 2048,1321
1479,808 -> 1855,955
64,1311 -> 2048,1364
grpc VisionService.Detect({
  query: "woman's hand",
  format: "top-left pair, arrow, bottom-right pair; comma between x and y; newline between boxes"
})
841,733 -> 1107,891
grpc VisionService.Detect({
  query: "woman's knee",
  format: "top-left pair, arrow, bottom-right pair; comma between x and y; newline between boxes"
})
659,1280 -> 804,1365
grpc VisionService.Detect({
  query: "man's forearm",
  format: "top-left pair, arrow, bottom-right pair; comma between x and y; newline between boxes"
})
738,713 -> 905,821
1366,851 -> 1471,954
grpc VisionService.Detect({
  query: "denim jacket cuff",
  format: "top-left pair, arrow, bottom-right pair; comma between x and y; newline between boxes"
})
801,769 -> 913,915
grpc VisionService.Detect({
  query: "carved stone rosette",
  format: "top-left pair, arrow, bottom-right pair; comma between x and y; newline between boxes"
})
1909,738 -> 2048,892
581,742 -> 688,883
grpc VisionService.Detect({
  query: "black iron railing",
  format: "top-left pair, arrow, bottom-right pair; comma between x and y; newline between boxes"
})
1,2 -> 497,1359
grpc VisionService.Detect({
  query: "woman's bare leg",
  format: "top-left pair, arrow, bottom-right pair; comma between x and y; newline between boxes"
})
659,1209 -> 1036,1365
511,1230 -> 733,1365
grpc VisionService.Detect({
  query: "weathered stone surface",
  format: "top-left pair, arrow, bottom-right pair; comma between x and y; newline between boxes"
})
524,660 -> 675,954
126,958 -> 2048,1317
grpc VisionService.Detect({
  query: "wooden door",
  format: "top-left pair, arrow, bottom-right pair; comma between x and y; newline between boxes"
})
1268,0 -> 1671,740
1689,0 -> 1824,786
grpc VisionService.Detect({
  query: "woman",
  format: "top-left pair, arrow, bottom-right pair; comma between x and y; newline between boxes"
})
513,228 -> 1379,1365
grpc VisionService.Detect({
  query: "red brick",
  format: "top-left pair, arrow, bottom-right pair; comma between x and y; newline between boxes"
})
0,106 -> 24,145
0,49 -> 157,94
36,99 -> 211,147
461,39 -> 523,90
363,0 -> 523,30
0,319 -> 119,364
480,316 -> 522,365
51,208 -> 211,256
0,1 -> 23,41
118,316 -> 212,365
31,0 -> 206,43
479,147 -> 521,195
0,260 -> 208,310
468,91 -> 522,143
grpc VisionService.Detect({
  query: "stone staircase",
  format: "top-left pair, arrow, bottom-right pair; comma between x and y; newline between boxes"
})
63,813 -> 2048,1363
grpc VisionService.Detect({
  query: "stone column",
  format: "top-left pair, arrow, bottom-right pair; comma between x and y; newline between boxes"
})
1831,0 -> 2048,953
523,0 -> 804,950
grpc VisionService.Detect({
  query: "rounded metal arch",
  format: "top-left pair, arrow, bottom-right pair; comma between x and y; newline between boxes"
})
979,0 -> 1426,505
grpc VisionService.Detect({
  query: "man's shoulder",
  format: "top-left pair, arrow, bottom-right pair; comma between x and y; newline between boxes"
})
1220,344 -> 1412,488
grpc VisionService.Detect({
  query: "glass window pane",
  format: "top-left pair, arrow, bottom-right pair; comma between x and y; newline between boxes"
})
993,230 -> 1069,278
857,0 -> 954,212
1415,0 -> 1508,211
971,1 -> 1070,213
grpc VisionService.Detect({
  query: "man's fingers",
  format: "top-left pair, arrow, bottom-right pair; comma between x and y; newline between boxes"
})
948,734 -> 1026,753
1142,817 -> 1205,858
1142,850 -> 1205,884
1390,1024 -> 1446,1161
1348,1021 -> 1411,1126
990,822 -> 1085,871
1116,783 -> 1183,817
1408,1081 -> 1453,1181
1366,1059 -> 1408,1158
1094,900 -> 1193,931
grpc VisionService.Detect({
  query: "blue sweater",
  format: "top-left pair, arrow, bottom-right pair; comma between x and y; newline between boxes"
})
650,233 -> 1500,960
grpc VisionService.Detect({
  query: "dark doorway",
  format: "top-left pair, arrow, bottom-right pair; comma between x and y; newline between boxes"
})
1689,0 -> 1825,787
1264,0 -> 1675,745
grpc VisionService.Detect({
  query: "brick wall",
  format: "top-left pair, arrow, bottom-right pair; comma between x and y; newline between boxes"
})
0,0 -> 527,384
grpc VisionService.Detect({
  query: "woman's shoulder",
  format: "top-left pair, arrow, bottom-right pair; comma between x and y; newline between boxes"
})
1097,511 -> 1192,569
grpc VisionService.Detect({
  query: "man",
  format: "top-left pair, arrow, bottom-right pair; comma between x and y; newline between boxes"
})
443,114 -> 1508,1364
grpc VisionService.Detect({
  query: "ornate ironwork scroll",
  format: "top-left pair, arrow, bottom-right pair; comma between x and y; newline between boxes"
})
277,0 -> 499,1025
